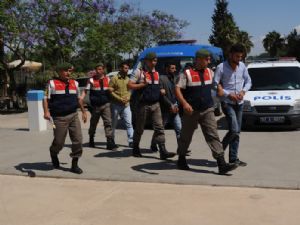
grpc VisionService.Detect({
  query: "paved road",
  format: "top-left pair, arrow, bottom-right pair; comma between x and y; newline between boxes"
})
1,174 -> 299,225
1,112 -> 300,189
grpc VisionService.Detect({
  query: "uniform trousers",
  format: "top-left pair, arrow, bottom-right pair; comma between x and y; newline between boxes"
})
50,112 -> 83,158
88,103 -> 113,138
177,107 -> 224,159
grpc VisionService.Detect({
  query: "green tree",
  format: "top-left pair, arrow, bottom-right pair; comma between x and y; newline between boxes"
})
263,31 -> 285,57
237,31 -> 253,56
0,0 -> 38,96
209,0 -> 253,57
286,29 -> 300,60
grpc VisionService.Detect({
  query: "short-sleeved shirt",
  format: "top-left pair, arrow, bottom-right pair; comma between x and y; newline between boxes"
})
176,68 -> 214,89
130,67 -> 157,84
44,78 -> 80,99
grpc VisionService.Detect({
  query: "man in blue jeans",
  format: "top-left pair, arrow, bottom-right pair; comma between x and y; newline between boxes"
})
109,62 -> 134,147
213,44 -> 252,166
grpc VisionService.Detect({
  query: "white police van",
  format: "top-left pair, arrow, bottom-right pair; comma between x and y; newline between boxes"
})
242,58 -> 300,129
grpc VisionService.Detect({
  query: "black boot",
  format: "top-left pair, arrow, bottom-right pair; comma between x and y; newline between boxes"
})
177,155 -> 190,170
158,144 -> 176,160
89,136 -> 95,148
107,138 -> 118,150
150,144 -> 158,152
217,156 -> 238,175
70,158 -> 83,174
50,154 -> 60,169
132,146 -> 142,157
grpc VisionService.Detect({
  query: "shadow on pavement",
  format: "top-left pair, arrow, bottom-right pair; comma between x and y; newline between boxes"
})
131,159 -> 218,175
15,128 -> 29,132
94,148 -> 159,160
15,162 -> 69,177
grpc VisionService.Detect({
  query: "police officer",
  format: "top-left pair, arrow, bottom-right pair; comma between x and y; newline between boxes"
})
128,52 -> 176,159
81,63 -> 118,150
175,49 -> 237,174
43,62 -> 87,174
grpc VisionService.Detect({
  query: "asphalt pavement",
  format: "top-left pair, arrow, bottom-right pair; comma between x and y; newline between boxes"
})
1,111 -> 300,189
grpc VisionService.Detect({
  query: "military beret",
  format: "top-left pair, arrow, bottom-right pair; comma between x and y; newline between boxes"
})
144,52 -> 157,60
195,49 -> 211,58
94,62 -> 104,69
56,62 -> 73,72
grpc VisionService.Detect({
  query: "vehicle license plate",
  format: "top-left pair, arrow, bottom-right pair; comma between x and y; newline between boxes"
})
260,116 -> 285,124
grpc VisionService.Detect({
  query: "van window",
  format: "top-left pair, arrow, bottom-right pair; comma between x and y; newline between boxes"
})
249,67 -> 300,91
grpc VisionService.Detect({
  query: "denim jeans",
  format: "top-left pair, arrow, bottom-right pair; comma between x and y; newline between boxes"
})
163,113 -> 182,139
151,112 -> 182,146
221,102 -> 244,162
111,103 -> 134,144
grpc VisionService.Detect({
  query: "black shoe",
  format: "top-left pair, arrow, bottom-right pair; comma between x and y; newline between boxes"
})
150,144 -> 159,152
177,155 -> 190,170
217,156 -> 238,175
107,138 -> 118,150
158,144 -> 176,160
132,147 -> 142,157
230,159 -> 247,167
50,154 -> 60,168
89,136 -> 95,148
128,142 -> 134,148
70,158 -> 83,174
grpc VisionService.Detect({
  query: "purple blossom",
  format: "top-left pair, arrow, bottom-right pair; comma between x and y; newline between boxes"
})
119,3 -> 130,13
108,7 -> 116,15
47,0 -> 60,4
61,28 -> 72,37
27,36 -> 36,46
59,39 -> 65,45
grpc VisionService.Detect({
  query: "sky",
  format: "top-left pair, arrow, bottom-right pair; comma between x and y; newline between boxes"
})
118,0 -> 300,56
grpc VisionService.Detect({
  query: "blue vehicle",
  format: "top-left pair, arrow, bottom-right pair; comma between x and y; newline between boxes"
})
131,40 -> 224,128
133,40 -> 224,74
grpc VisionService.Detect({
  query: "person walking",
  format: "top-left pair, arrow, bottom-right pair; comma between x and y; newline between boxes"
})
80,63 -> 118,150
109,62 -> 134,147
150,63 -> 182,152
175,49 -> 238,174
213,44 -> 252,166
43,62 -> 87,174
128,52 -> 176,159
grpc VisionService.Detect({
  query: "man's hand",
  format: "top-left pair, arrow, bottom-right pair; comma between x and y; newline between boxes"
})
237,90 -> 245,100
228,93 -> 239,102
183,102 -> 193,115
44,111 -> 51,120
82,111 -> 87,123
170,105 -> 179,114
217,84 -> 224,97
160,89 -> 166,95
121,97 -> 129,104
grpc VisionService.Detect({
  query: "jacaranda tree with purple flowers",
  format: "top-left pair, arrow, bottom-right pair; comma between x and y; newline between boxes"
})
0,0 -> 188,99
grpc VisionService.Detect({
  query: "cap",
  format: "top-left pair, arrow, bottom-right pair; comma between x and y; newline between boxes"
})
144,52 -> 157,60
195,49 -> 211,58
56,62 -> 73,72
94,62 -> 104,69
